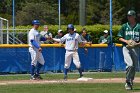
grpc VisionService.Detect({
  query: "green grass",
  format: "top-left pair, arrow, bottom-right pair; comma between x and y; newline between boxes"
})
1,72 -> 140,80
0,72 -> 127,80
0,72 -> 140,93
0,83 -> 140,93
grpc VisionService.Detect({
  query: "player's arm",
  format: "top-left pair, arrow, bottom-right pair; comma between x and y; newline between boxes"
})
77,35 -> 87,46
53,35 -> 66,43
119,38 -> 128,44
117,24 -> 127,43
53,38 -> 61,42
49,33 -> 53,38
79,35 -> 92,44
77,34 -> 89,53
30,39 -> 42,52
40,35 -> 47,41
29,33 -> 42,51
30,40 -> 40,49
83,35 -> 92,44
117,24 -> 129,44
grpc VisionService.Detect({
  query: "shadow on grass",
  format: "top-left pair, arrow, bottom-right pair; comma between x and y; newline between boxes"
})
133,88 -> 140,90
132,88 -> 140,93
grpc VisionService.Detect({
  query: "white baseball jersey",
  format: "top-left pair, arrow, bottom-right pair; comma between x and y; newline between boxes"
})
28,28 -> 40,47
53,32 -> 85,69
28,28 -> 45,66
60,33 -> 83,50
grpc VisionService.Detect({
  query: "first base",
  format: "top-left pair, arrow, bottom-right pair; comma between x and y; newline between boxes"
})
77,77 -> 93,81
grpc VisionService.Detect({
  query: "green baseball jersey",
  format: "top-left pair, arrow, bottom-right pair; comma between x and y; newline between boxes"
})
117,22 -> 140,45
98,35 -> 111,44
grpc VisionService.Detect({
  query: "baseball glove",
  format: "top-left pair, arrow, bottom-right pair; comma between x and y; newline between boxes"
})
126,40 -> 137,48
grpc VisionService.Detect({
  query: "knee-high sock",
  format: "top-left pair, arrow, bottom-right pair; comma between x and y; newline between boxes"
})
78,68 -> 82,76
64,68 -> 68,76
126,66 -> 135,82
36,63 -> 43,75
31,65 -> 35,76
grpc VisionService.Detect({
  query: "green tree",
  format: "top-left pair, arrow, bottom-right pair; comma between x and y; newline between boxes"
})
61,0 -> 79,24
16,2 -> 58,25
1,0 -> 140,25
86,0 -> 102,24
86,0 -> 125,25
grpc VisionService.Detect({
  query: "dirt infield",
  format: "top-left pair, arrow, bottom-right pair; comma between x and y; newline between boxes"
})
0,77 -> 140,85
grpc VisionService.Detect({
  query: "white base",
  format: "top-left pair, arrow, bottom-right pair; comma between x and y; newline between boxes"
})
77,77 -> 93,81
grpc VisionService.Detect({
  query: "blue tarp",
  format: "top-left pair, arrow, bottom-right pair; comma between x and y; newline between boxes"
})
113,46 -> 126,71
0,46 -> 127,73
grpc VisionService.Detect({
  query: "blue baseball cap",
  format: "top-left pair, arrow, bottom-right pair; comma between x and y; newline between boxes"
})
67,24 -> 74,29
32,20 -> 40,25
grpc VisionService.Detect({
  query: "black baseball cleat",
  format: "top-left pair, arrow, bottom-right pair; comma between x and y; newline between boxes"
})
64,75 -> 67,81
34,74 -> 43,80
125,82 -> 133,90
80,74 -> 83,78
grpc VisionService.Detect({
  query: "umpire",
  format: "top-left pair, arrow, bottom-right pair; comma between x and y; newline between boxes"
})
117,10 -> 140,90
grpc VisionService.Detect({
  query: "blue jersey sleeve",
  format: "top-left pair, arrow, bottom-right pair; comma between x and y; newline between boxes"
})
30,40 -> 40,49
40,36 -> 47,41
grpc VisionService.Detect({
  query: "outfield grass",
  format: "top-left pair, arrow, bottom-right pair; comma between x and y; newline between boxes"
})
0,83 -> 140,93
0,72 -> 140,93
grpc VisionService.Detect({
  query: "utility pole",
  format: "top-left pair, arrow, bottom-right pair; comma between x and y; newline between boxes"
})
79,0 -> 86,26
58,0 -> 61,29
12,0 -> 15,44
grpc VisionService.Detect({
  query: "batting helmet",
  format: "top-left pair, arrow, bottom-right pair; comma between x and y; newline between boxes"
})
32,20 -> 40,25
67,24 -> 74,30
127,10 -> 136,16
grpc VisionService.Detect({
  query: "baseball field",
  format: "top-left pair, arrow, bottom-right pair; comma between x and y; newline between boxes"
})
0,72 -> 140,93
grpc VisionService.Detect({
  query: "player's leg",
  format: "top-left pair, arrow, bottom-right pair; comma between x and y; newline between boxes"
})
29,47 -> 38,80
130,47 -> 140,85
123,47 -> 133,90
73,51 -> 83,78
64,51 -> 72,80
36,52 -> 45,79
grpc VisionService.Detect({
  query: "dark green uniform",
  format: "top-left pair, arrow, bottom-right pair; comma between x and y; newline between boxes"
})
117,22 -> 140,86
98,36 -> 111,44
118,22 -> 140,45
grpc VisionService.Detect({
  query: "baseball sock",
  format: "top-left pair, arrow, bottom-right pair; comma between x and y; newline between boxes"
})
36,63 -> 43,75
31,65 -> 35,76
64,68 -> 68,76
78,68 -> 83,77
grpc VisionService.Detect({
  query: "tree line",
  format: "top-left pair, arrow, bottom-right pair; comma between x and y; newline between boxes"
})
0,0 -> 140,26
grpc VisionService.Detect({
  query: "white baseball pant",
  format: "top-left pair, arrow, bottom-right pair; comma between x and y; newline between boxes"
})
29,47 -> 45,66
64,50 -> 81,69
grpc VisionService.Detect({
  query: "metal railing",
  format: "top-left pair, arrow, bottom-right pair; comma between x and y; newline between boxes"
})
0,17 -> 9,44
1,29 -> 29,44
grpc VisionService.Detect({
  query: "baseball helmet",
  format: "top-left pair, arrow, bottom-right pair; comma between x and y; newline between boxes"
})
127,10 -> 136,16
32,20 -> 40,25
67,24 -> 74,30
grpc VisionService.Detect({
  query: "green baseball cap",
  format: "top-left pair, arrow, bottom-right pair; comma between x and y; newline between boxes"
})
127,10 -> 136,16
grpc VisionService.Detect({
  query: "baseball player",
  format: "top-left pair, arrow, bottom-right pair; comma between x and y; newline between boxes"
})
117,10 -> 140,90
28,20 -> 47,80
53,24 -> 87,80
98,30 -> 111,44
